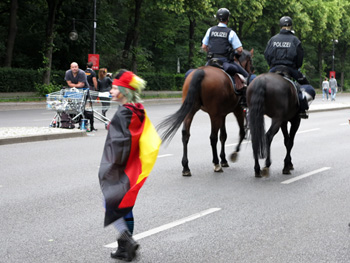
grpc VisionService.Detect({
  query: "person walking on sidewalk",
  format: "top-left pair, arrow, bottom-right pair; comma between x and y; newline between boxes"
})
322,77 -> 329,101
98,70 -> 161,262
329,75 -> 337,101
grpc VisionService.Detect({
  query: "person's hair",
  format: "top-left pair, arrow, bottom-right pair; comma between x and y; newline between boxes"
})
324,77 -> 328,80
98,68 -> 107,79
86,61 -> 93,68
115,69 -> 128,79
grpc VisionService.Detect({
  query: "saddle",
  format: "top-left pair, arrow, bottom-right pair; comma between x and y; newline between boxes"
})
207,58 -> 247,92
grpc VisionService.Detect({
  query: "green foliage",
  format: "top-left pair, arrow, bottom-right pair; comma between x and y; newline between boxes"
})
0,68 -> 41,92
1,0 -> 350,89
140,72 -> 184,91
34,83 -> 61,97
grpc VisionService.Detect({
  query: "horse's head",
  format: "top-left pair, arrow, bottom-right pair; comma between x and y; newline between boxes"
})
236,48 -> 254,74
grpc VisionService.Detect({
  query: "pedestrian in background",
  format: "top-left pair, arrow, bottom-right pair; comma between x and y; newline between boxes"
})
85,62 -> 97,91
97,68 -> 112,117
329,75 -> 337,101
322,77 -> 329,101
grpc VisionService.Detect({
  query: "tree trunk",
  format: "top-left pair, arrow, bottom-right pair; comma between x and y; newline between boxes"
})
42,0 -> 63,84
340,45 -> 347,92
188,16 -> 196,69
131,0 -> 142,73
4,0 -> 18,67
317,43 -> 323,89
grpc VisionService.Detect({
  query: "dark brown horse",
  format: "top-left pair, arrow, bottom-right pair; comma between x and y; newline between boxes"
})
247,73 -> 301,177
158,49 -> 254,176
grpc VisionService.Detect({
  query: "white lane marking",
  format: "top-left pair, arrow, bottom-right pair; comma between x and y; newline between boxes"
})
297,128 -> 320,134
104,207 -> 221,248
157,154 -> 173,158
225,141 -> 251,147
340,123 -> 348,126
281,167 -> 331,184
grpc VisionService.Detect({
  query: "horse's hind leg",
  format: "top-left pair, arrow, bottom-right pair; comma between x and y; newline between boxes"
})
281,117 -> 300,174
210,116 -> 223,172
263,119 -> 281,176
230,108 -> 246,162
219,117 -> 229,167
181,111 -> 197,177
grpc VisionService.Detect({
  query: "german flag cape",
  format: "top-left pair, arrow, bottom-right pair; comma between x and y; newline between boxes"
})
98,103 -> 161,227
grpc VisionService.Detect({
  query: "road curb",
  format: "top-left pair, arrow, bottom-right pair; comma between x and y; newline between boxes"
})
0,129 -> 87,146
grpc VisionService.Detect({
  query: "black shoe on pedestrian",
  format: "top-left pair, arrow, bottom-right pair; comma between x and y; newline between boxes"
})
111,231 -> 139,262
111,239 -> 128,260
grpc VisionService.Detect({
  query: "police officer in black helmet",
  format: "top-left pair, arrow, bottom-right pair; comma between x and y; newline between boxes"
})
202,8 -> 249,82
264,16 -> 311,118
264,16 -> 308,84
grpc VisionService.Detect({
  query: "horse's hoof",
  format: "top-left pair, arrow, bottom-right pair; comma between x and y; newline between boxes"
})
214,164 -> 223,173
230,152 -> 238,162
255,173 -> 262,178
262,167 -> 269,177
282,168 -> 291,175
182,170 -> 192,177
221,162 -> 229,168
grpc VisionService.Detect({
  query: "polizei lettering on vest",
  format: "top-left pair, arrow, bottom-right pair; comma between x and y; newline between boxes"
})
211,31 -> 228,38
273,41 -> 291,48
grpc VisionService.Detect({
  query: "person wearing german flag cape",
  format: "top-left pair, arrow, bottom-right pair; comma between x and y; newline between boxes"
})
98,70 -> 161,261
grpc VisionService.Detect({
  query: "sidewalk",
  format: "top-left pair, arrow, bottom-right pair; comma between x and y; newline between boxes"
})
1,93 -> 349,146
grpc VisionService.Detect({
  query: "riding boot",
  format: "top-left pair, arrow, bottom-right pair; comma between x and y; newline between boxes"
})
110,230 -> 139,262
239,87 -> 247,107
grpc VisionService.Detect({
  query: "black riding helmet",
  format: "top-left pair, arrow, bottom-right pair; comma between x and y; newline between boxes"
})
216,8 -> 230,22
279,16 -> 292,27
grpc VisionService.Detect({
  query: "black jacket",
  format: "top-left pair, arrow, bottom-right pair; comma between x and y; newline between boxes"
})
264,29 -> 303,69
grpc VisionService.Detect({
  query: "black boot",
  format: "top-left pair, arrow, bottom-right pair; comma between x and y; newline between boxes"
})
111,231 -> 139,262
111,239 -> 127,260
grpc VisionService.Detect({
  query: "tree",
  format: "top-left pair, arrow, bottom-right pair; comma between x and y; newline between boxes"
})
4,0 -> 18,67
42,0 -> 64,84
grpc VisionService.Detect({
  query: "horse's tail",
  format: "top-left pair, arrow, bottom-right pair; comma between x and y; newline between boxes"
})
249,76 -> 266,158
157,69 -> 204,143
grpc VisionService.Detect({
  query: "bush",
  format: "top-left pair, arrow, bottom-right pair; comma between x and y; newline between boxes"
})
0,67 -> 186,93
35,83 -> 62,96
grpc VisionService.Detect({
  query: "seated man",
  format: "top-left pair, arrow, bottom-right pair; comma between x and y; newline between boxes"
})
64,62 -> 96,131
264,16 -> 314,118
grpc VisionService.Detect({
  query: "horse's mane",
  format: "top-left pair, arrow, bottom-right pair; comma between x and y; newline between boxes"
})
239,49 -> 251,63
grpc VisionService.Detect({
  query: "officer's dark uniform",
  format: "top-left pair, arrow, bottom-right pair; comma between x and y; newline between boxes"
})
207,26 -> 248,78
264,27 -> 311,117
264,29 -> 305,83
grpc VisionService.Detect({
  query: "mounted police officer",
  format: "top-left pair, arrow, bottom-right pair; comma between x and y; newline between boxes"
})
264,16 -> 313,118
201,8 -> 249,85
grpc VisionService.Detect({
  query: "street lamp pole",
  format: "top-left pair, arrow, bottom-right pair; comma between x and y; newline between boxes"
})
92,0 -> 97,54
331,39 -> 338,72
69,0 -> 97,54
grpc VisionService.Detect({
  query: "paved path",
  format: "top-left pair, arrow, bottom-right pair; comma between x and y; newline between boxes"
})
1,93 -> 349,145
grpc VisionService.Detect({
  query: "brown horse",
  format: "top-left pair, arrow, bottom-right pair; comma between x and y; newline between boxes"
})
247,73 -> 301,177
158,49 -> 254,176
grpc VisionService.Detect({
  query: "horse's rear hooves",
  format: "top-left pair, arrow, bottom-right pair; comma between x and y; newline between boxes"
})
282,169 -> 291,175
255,173 -> 262,178
262,167 -> 270,177
214,164 -> 223,173
182,170 -> 192,177
221,162 -> 229,168
230,152 -> 238,162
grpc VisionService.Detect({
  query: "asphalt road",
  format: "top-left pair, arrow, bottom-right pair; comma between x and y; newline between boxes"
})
1,102 -> 350,263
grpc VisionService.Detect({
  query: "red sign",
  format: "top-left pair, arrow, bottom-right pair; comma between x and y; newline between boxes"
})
88,54 -> 100,70
329,71 -> 336,78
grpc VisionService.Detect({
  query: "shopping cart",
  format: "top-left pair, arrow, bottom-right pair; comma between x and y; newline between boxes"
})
46,88 -> 118,129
